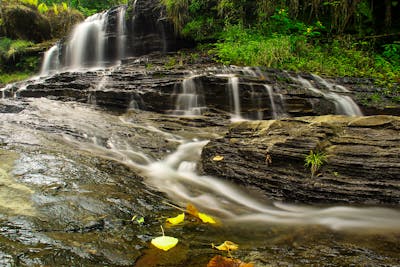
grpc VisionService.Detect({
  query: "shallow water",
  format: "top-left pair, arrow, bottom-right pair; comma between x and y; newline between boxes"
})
0,98 -> 399,266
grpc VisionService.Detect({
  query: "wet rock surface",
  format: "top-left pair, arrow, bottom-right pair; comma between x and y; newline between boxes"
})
0,98 -> 399,266
201,115 -> 400,205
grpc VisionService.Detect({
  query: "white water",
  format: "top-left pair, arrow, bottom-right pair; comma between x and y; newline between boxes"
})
312,74 -> 349,93
228,76 -> 244,121
40,45 -> 59,75
173,74 -> 206,116
116,6 -> 127,63
142,140 -> 400,230
292,75 -> 363,116
264,85 -> 287,119
66,12 -> 107,70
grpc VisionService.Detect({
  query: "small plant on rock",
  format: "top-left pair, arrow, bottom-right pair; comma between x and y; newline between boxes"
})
304,150 -> 327,178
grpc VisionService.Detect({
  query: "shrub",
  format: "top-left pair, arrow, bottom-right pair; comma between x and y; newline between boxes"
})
304,150 -> 327,178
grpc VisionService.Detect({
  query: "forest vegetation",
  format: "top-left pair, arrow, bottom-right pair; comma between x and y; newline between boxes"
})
162,0 -> 399,102
0,0 -> 399,102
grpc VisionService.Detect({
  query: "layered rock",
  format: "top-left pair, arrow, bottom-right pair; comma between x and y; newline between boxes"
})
200,115 -> 400,204
4,54 -> 398,118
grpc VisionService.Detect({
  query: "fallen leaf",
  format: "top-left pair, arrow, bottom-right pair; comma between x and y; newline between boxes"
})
213,155 -> 224,161
187,204 -> 217,224
166,213 -> 185,225
151,236 -> 179,251
206,255 -> 254,267
198,212 -> 216,224
213,241 -> 239,251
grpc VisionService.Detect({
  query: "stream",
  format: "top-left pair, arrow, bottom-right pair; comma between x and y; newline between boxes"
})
0,97 -> 399,266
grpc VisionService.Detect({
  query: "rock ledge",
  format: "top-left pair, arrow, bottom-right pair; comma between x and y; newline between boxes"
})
200,115 -> 400,205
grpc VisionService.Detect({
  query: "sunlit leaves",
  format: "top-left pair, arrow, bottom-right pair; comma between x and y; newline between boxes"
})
198,212 -> 216,224
151,236 -> 179,251
213,241 -> 239,251
166,213 -> 185,225
186,203 -> 217,224
213,155 -> 224,161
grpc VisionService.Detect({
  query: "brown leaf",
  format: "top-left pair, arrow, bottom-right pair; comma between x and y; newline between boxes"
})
206,255 -> 254,267
186,203 -> 199,217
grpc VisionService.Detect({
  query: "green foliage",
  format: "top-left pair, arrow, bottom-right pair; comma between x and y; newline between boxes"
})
0,72 -> 32,85
304,150 -> 327,178
381,42 -> 400,67
0,37 -> 39,74
37,2 -> 49,13
20,0 -> 39,7
161,0 -> 189,33
0,37 -> 34,59
61,2 -> 68,11
52,3 -> 59,15
214,25 -> 292,67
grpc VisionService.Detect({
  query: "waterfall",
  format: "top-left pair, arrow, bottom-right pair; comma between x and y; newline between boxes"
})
116,6 -> 127,63
66,12 -> 108,70
40,45 -> 59,75
228,76 -> 243,121
264,85 -> 287,119
312,74 -> 349,93
40,6 -> 128,73
292,75 -> 363,116
173,74 -> 206,116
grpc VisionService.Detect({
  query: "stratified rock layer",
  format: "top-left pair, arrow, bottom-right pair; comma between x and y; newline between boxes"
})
200,115 -> 400,204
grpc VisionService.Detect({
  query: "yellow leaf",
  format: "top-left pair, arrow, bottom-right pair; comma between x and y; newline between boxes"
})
151,236 -> 178,251
198,212 -> 216,224
213,155 -> 224,161
166,213 -> 185,225
213,241 -> 239,251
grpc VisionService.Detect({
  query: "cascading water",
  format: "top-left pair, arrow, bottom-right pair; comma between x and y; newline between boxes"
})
66,12 -> 108,70
228,76 -> 243,121
142,139 -> 400,230
173,74 -> 206,116
264,85 -> 287,119
40,6 -> 128,73
291,74 -> 363,116
116,6 -> 127,63
40,45 -> 59,75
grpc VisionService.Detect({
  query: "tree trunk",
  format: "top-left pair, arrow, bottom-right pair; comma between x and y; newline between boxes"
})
384,0 -> 392,29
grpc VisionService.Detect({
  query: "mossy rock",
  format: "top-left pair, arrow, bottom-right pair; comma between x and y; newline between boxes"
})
2,4 -> 51,42
47,9 -> 84,39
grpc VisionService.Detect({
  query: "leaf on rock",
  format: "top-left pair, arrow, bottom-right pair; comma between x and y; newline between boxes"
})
198,212 -> 216,224
187,203 -> 217,224
213,241 -> 239,251
206,255 -> 254,267
166,213 -> 185,225
151,236 -> 179,251
213,155 -> 224,161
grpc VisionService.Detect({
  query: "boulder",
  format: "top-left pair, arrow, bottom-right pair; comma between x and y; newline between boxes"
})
200,115 -> 400,205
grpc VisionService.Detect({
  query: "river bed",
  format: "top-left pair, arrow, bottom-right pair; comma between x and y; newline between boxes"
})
0,97 -> 399,266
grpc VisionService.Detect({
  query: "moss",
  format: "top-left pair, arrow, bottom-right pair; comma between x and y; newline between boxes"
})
1,3 -> 51,42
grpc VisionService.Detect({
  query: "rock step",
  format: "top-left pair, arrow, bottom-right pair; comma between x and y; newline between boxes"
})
200,115 -> 400,205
